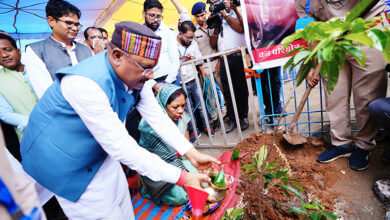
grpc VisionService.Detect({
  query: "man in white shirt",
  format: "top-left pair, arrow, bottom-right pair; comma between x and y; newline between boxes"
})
143,0 -> 181,89
23,0 -> 92,99
177,21 -> 215,141
21,21 -> 218,219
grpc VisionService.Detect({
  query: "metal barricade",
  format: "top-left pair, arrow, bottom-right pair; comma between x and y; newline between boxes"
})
179,46 -> 259,147
178,46 -> 346,147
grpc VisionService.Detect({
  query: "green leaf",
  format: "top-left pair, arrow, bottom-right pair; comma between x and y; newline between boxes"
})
231,208 -> 245,219
231,147 -> 240,160
321,60 -> 339,93
341,45 -> 366,67
304,38 -> 332,64
343,33 -> 373,47
321,42 -> 334,62
275,170 -> 288,179
285,46 -> 304,57
295,59 -> 315,87
214,170 -> 226,188
254,145 -> 268,169
241,163 -> 256,173
291,181 -> 305,193
264,173 -> 275,183
225,208 -> 234,216
249,173 -> 259,181
368,29 -> 388,51
380,31 -> 390,63
281,32 -> 303,48
279,184 -> 303,199
288,208 -> 308,215
313,201 -> 324,211
333,46 -> 346,70
345,0 -> 376,22
301,203 -> 320,210
309,212 -> 323,220
283,56 -> 295,73
294,50 -> 311,65
322,212 -> 338,219
350,18 -> 367,33
281,187 -> 291,198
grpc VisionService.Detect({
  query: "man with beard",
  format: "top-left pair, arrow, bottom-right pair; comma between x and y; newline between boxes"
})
176,21 -> 215,142
143,0 -> 180,89
125,0 -> 182,145
20,21 -> 218,219
170,0 -> 226,131
23,0 -> 92,99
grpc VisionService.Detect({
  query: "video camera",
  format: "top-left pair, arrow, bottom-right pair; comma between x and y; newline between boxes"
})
206,0 -> 240,29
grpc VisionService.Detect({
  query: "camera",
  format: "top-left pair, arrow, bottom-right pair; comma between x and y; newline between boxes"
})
209,0 -> 225,13
206,0 -> 223,29
206,0 -> 241,29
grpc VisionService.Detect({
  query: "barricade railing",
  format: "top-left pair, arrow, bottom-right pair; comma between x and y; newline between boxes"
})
178,46 -> 259,147
178,47 -> 348,147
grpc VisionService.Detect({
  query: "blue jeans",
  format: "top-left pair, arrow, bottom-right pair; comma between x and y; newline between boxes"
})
368,97 -> 390,132
185,80 -> 208,133
215,82 -> 225,110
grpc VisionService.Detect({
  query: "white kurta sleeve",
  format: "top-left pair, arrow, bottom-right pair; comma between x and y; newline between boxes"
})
60,75 -> 181,184
23,46 -> 53,99
136,81 -> 193,155
165,31 -> 181,83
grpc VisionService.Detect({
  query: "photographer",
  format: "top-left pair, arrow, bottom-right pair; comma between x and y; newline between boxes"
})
210,0 -> 248,133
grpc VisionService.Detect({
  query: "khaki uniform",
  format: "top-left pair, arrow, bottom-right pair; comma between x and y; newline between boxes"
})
0,123 -> 46,219
295,0 -> 388,150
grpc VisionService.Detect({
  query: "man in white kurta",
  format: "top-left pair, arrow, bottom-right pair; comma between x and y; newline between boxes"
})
21,21 -> 218,219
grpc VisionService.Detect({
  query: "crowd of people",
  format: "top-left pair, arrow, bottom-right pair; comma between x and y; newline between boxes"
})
0,0 -> 389,219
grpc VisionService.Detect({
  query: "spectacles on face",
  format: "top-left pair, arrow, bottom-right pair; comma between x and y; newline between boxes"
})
56,18 -> 83,29
182,34 -> 194,40
145,12 -> 163,20
120,50 -> 154,77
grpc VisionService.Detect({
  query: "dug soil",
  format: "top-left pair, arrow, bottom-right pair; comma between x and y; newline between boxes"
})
232,132 -> 390,219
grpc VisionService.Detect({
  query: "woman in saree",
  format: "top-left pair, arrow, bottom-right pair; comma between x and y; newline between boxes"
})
138,84 -> 198,205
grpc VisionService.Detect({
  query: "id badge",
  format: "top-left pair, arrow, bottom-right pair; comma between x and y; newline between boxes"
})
295,16 -> 315,31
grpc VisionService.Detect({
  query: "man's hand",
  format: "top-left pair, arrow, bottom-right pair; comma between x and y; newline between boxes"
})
184,147 -> 220,168
184,172 -> 211,189
306,68 -> 319,87
92,39 -> 105,54
153,83 -> 165,95
215,59 -> 221,76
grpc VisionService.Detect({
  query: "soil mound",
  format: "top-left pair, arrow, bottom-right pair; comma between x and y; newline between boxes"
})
236,132 -> 343,219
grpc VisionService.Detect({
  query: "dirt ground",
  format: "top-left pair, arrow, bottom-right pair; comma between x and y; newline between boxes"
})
198,131 -> 390,219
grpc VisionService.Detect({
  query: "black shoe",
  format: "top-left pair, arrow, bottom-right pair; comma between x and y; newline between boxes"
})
240,118 -> 249,131
226,120 -> 236,133
212,119 -> 220,131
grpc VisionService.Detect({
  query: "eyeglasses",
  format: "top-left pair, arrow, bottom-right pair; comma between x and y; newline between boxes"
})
325,0 -> 344,4
56,18 -> 83,29
120,50 -> 154,77
182,34 -> 194,40
145,12 -> 163,20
